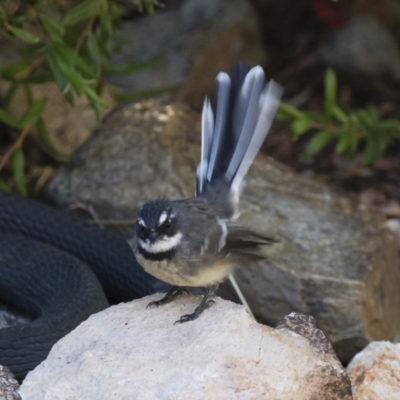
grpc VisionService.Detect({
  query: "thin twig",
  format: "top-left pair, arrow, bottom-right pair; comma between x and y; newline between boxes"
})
0,125 -> 31,173
87,219 -> 137,225
228,274 -> 255,320
15,56 -> 45,80
75,15 -> 96,53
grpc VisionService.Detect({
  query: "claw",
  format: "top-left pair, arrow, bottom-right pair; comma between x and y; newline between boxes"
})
174,284 -> 218,324
147,286 -> 189,309
174,299 -> 215,324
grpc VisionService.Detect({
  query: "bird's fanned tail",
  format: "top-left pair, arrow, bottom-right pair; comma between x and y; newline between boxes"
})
196,64 -> 283,219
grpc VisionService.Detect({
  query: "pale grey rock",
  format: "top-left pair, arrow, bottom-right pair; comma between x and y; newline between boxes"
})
348,341 -> 400,400
47,99 -> 400,364
0,365 -> 20,400
19,297 -> 351,400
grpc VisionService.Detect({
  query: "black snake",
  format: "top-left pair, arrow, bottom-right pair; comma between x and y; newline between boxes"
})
0,191 -> 165,381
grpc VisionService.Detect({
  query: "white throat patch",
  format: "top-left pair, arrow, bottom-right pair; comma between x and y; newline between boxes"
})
139,232 -> 183,254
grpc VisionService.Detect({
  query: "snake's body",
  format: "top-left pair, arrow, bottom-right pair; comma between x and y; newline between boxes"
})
0,191 -> 164,381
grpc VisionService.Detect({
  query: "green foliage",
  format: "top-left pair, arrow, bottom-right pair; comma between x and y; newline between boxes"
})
278,68 -> 400,165
0,0 -> 158,195
12,148 -> 26,196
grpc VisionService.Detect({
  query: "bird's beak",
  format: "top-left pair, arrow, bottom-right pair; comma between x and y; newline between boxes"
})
149,231 -> 159,243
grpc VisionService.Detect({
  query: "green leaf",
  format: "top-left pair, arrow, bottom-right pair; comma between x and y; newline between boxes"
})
367,106 -> 378,119
46,47 -> 70,93
84,85 -> 108,108
335,131 -> 353,154
378,119 -> 400,132
363,137 -> 379,165
40,15 -> 64,43
305,131 -> 333,156
64,89 -> 75,106
7,25 -> 40,43
324,68 -> 337,120
278,102 -> 305,119
97,7 -> 113,56
332,106 -> 348,125
347,130 -> 359,153
377,137 -> 390,155
275,111 -> 292,121
109,2 -> 126,19
36,118 -> 67,159
0,179 -> 11,192
52,43 -> 94,78
89,100 -> 102,120
0,59 -> 31,80
19,98 -> 46,127
142,0 -> 155,14
361,133 -> 389,165
87,32 -> 102,76
23,83 -> 33,105
0,7 -> 6,20
103,55 -> 165,75
356,109 -> 376,128
63,0 -> 104,26
12,148 -> 27,196
290,118 -> 311,138
3,82 -> 19,107
54,57 -> 85,95
349,113 -> 360,125
0,107 -> 21,128
305,111 -> 325,123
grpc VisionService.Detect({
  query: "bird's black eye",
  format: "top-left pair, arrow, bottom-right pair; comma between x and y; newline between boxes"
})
164,219 -> 171,228
137,221 -> 147,237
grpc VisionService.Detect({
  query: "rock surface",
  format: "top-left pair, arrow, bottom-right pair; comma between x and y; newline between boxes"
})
317,15 -> 400,82
0,365 -> 20,400
47,98 -> 400,364
19,297 -> 352,400
107,0 -> 265,109
348,341 -> 400,400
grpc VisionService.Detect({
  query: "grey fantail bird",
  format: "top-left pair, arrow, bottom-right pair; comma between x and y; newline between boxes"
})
130,64 -> 282,323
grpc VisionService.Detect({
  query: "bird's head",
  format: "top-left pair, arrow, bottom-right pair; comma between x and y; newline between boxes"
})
136,200 -> 182,254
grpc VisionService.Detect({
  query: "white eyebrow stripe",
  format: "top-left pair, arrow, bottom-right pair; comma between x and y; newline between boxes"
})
158,211 -> 167,226
139,232 -> 183,253
138,218 -> 146,227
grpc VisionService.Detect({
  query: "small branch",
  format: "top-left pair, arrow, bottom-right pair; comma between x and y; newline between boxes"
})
15,56 -> 46,80
87,219 -> 137,225
74,14 -> 96,53
0,125 -> 31,173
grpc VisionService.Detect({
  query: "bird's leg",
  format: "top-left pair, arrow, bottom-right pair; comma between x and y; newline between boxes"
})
147,286 -> 189,308
175,284 -> 219,324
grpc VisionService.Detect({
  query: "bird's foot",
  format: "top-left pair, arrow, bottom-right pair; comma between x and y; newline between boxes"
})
174,299 -> 215,324
147,286 -> 189,308
174,284 -> 218,324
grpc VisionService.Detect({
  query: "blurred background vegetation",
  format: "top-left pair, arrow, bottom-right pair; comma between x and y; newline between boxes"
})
0,0 -> 161,195
278,68 -> 400,165
2,0 -> 400,200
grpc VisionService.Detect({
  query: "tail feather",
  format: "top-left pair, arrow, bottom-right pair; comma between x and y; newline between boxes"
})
206,72 -> 231,183
231,80 -> 283,195
227,66 -> 266,183
198,99 -> 214,193
196,64 -> 283,218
